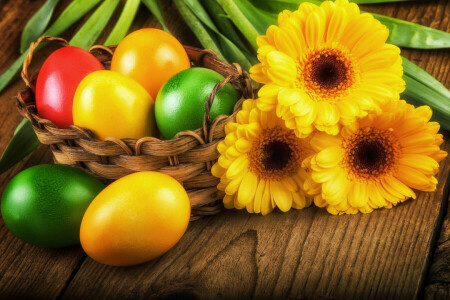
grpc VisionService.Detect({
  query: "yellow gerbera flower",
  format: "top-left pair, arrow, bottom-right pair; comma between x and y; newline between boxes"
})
303,100 -> 447,215
211,99 -> 312,215
250,0 -> 405,137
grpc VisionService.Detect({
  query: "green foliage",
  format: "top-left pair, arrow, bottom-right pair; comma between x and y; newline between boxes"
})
0,119 -> 40,175
20,0 -> 60,53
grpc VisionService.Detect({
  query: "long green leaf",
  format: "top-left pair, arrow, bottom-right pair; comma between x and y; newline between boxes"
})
373,13 -> 450,49
173,0 -> 226,60
104,0 -> 140,46
216,0 -> 260,50
0,0 -> 102,94
251,0 -> 450,49
201,0 -> 249,52
20,0 -> 60,53
351,0 -> 413,3
141,0 -> 171,33
402,74 -> 450,130
70,0 -> 120,50
0,119 -> 40,175
402,57 -> 450,99
401,58 -> 450,130
182,0 -> 252,70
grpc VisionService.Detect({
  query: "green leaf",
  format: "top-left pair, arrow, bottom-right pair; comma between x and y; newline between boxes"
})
173,0 -> 225,60
401,58 -> 450,130
216,0 -> 260,50
351,0 -> 413,3
104,0 -> 140,46
182,0 -> 252,70
251,0 -> 450,49
0,0 -> 103,94
20,0 -> 60,53
373,13 -> 450,49
141,0 -> 171,33
201,0 -> 249,52
70,0 -> 120,50
0,119 -> 41,175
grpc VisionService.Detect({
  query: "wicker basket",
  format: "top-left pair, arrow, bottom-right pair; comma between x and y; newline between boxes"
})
17,36 -> 254,220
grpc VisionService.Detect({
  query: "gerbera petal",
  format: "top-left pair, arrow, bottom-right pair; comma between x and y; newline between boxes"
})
292,191 -> 307,209
237,172 -> 258,205
305,10 -> 325,48
326,6 -> 347,42
266,51 -> 297,86
399,154 -> 439,175
226,155 -> 249,179
397,165 -> 437,191
223,194 -> 235,209
347,181 -> 368,208
271,180 -> 293,212
249,63 -> 270,84
261,182 -> 274,215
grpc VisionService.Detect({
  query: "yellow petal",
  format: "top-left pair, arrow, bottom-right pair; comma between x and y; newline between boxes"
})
314,146 -> 343,168
347,181 -> 368,208
261,182 -> 274,215
292,191 -> 307,209
249,63 -> 270,84
226,155 -> 249,179
211,162 -> 226,178
225,169 -> 246,195
384,176 -> 416,199
271,180 -> 293,212
399,154 -> 439,175
253,179 -> 266,214
305,10 -> 325,48
223,194 -> 235,209
310,132 -> 341,152
397,165 -> 436,191
237,172 -> 258,205
266,51 -> 297,86
326,6 -> 347,42
235,138 -> 252,153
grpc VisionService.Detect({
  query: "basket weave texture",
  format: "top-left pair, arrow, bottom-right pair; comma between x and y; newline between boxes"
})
17,36 -> 254,220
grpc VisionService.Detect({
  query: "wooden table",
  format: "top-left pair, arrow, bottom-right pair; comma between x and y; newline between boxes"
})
0,0 -> 448,299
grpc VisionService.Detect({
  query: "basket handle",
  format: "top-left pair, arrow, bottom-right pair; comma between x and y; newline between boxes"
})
202,62 -> 253,143
21,36 -> 70,89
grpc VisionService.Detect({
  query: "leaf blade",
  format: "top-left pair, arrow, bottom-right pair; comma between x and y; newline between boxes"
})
141,0 -> 171,33
173,0 -> 226,60
70,0 -> 121,50
104,0 -> 140,46
0,0 -> 103,94
182,0 -> 252,69
0,119 -> 41,175
20,0 -> 60,53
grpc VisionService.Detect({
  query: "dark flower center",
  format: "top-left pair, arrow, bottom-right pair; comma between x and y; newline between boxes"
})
342,127 -> 400,180
310,55 -> 347,90
262,141 -> 292,171
297,47 -> 359,102
248,126 -> 303,180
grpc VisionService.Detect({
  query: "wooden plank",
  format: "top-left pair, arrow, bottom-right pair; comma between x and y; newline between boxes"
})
60,1 -> 450,298
59,141 -> 449,300
0,0 -> 198,297
0,0 -> 448,299
0,1 -> 89,297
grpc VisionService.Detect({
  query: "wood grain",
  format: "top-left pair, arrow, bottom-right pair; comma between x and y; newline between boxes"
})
0,0 -> 448,299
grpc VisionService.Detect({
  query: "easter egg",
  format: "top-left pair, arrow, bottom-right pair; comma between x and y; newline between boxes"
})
111,28 -> 190,99
36,46 -> 104,128
1,164 -> 105,248
80,171 -> 191,266
73,70 -> 156,140
155,67 -> 238,140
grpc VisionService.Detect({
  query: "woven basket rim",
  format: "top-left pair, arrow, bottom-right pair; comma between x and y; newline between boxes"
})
16,35 -> 255,221
18,36 -> 253,150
